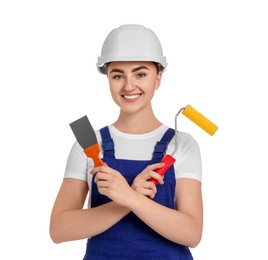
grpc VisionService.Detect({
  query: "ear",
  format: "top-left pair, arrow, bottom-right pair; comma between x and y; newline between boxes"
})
154,71 -> 163,90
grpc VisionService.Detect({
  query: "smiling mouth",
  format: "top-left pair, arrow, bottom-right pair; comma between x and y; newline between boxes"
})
122,94 -> 142,100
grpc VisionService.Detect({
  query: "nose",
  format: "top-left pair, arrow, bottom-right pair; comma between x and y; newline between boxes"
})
123,76 -> 135,92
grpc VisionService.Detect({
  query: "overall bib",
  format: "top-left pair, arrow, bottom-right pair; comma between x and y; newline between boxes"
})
83,127 -> 193,260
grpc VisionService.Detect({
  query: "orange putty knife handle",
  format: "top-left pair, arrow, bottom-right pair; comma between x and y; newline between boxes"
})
84,143 -> 105,167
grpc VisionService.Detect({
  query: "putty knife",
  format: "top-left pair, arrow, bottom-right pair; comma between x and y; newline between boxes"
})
70,115 -> 105,167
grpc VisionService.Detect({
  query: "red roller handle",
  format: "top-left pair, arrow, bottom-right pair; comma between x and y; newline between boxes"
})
149,154 -> 176,185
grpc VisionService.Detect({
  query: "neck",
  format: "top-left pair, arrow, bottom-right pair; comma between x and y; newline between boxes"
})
113,106 -> 162,134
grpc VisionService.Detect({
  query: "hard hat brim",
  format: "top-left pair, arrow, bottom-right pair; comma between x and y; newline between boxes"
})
97,56 -> 167,74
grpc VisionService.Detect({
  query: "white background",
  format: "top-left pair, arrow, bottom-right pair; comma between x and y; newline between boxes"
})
1,0 -> 268,259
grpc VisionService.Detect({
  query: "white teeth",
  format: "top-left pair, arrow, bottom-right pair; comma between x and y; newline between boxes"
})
123,94 -> 140,99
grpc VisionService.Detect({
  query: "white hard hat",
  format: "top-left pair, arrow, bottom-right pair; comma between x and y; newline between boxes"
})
97,24 -> 167,74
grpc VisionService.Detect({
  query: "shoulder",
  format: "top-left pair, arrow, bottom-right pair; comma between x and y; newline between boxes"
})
167,130 -> 200,155
177,132 -> 200,152
168,131 -> 202,182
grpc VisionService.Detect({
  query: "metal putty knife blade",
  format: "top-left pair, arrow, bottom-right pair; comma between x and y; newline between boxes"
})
69,115 -> 98,149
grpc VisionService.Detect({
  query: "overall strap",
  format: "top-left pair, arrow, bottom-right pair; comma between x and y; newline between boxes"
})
152,128 -> 175,160
99,126 -> 115,158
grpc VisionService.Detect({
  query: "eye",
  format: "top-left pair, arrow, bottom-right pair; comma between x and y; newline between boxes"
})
137,73 -> 146,78
112,74 -> 124,80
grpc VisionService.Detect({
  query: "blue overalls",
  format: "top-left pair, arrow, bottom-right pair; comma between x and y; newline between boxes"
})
83,126 -> 193,260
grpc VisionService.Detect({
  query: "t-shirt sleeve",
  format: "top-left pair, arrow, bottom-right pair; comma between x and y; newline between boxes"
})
173,132 -> 202,182
64,141 -> 90,182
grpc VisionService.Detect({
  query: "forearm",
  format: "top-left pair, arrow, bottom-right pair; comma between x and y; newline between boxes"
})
50,201 -> 130,243
128,191 -> 202,247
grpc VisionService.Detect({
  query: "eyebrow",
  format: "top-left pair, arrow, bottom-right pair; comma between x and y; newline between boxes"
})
132,66 -> 149,72
109,66 -> 149,74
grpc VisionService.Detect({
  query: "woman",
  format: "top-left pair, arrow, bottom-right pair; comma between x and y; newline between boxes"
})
50,24 -> 203,259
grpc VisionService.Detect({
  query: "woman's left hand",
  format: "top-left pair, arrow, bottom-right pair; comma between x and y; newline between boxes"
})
91,165 -> 134,207
131,163 -> 165,199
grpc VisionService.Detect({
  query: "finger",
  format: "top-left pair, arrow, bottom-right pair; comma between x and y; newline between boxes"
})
98,187 -> 108,196
149,171 -> 165,184
147,191 -> 155,199
96,180 -> 110,189
136,187 -> 156,199
146,162 -> 165,171
144,181 -> 157,193
94,172 -> 110,183
145,186 -> 157,199
90,165 -> 109,174
136,181 -> 157,198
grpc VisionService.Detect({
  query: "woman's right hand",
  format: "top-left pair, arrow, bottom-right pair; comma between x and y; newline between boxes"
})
131,163 -> 165,199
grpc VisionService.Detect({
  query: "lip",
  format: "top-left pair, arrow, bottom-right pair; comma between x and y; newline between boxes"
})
122,93 -> 142,102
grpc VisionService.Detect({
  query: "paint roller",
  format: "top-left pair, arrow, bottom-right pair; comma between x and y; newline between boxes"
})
181,104 -> 218,136
149,104 -> 218,185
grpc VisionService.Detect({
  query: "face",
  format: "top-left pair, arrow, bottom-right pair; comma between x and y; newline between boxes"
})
107,61 -> 162,115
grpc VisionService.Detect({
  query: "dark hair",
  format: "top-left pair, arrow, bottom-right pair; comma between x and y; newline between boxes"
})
153,62 -> 164,74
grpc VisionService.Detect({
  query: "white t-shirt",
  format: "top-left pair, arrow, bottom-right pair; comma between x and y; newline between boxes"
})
64,125 -> 202,190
